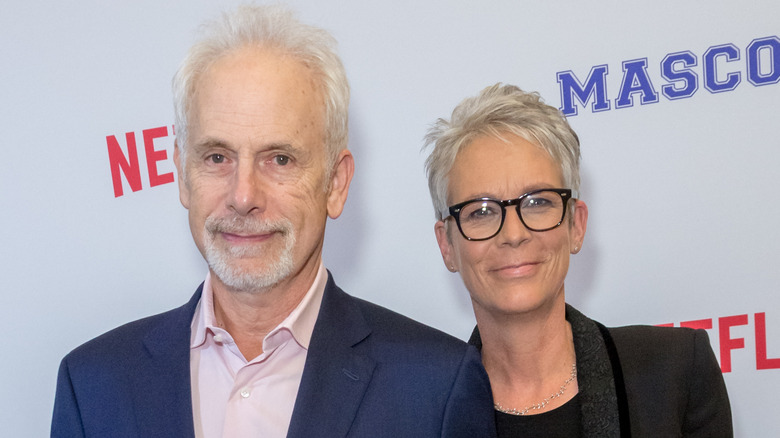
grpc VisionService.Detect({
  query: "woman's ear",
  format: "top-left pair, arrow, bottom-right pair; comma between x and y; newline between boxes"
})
435,220 -> 458,272
570,199 -> 588,253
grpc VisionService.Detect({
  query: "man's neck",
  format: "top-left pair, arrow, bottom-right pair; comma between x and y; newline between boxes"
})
209,261 -> 321,360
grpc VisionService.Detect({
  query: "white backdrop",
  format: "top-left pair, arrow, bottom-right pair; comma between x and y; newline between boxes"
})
1,1 -> 778,436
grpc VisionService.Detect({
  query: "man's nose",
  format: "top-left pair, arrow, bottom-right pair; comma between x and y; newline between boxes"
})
228,161 -> 266,216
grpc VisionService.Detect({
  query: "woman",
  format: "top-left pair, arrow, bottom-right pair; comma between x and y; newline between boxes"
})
424,84 -> 732,437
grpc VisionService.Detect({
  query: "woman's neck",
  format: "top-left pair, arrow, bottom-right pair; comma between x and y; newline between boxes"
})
476,298 -> 578,415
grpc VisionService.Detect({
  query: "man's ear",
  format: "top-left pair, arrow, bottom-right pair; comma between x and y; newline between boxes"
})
434,220 -> 458,272
173,141 -> 190,209
326,149 -> 355,219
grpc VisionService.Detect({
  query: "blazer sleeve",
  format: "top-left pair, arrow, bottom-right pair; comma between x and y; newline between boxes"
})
440,346 -> 497,438
683,329 -> 733,438
51,357 -> 86,438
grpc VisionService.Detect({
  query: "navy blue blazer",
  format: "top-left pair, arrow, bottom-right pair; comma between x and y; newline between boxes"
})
52,274 -> 496,437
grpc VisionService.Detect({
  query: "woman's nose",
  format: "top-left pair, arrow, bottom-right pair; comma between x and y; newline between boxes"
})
498,206 -> 531,245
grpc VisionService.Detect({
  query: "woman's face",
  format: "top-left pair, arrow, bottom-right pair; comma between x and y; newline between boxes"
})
434,133 -> 587,319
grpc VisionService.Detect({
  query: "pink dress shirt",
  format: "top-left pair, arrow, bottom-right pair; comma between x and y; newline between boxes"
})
189,264 -> 327,438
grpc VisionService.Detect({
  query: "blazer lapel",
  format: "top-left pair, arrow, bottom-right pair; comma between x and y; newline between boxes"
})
566,305 -> 622,438
131,287 -> 202,437
286,274 -> 375,438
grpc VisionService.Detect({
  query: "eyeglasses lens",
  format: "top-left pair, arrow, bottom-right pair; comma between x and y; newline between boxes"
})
458,191 -> 565,239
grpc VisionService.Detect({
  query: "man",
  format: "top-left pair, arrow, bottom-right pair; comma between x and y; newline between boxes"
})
51,5 -> 495,438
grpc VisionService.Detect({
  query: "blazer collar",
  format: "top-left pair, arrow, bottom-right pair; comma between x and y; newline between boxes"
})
142,284 -> 202,356
566,304 -> 622,438
133,284 -> 203,437
131,276 -> 376,438
286,272 -> 376,438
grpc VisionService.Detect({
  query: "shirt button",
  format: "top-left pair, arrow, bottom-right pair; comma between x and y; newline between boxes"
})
240,388 -> 250,399
214,334 -> 224,343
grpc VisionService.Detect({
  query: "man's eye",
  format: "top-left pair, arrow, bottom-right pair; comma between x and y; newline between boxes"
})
274,155 -> 290,166
208,154 -> 225,164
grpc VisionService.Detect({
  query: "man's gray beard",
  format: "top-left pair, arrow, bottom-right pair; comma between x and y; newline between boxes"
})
203,215 -> 296,292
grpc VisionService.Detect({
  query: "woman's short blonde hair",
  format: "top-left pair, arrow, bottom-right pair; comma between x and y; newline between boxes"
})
424,83 -> 581,220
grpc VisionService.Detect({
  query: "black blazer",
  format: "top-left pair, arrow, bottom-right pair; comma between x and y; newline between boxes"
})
470,305 -> 733,437
52,273 -> 497,438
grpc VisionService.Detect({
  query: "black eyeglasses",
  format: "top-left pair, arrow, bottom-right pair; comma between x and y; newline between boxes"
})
444,188 -> 574,241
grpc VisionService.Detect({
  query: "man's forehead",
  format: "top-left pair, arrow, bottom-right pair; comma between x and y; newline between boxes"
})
196,46 -> 319,91
188,49 -> 325,128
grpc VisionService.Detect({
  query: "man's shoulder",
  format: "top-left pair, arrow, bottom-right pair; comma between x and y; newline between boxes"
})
62,290 -> 199,367
338,291 -> 470,358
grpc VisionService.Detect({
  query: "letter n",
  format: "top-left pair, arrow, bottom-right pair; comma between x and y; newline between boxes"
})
557,65 -> 610,116
107,132 -> 142,197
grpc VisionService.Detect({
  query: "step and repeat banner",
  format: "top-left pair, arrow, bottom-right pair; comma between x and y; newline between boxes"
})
1,0 -> 777,435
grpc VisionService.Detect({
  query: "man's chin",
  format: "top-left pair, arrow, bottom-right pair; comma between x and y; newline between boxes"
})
207,255 -> 294,293
213,269 -> 283,293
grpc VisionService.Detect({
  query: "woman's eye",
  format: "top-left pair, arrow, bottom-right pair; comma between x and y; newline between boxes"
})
274,155 -> 291,166
467,205 -> 499,220
208,154 -> 225,164
525,197 -> 552,208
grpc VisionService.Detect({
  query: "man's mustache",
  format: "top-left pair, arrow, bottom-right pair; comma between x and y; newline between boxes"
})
205,215 -> 292,236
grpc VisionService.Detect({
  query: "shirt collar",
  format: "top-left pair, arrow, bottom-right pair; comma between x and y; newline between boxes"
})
190,263 -> 327,351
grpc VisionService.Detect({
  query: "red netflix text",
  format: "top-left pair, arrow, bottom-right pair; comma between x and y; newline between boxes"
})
107,125 -> 176,197
659,312 -> 778,373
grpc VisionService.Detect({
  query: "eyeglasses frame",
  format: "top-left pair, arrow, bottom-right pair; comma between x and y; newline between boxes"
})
445,188 -> 575,241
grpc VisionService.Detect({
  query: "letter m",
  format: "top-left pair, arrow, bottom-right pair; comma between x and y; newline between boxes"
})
557,65 -> 610,116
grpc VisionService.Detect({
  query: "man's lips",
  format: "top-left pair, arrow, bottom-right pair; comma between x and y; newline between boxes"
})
220,231 -> 276,243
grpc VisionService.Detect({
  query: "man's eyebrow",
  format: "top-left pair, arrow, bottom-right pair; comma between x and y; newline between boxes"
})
191,138 -> 230,153
191,139 -> 302,155
263,142 -> 296,152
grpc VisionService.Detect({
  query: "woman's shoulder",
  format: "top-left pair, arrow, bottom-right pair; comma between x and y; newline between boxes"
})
565,304 -> 710,358
607,323 -> 711,358
567,304 -> 715,370
609,323 -> 703,343
602,323 -> 720,386
589,321 -> 732,436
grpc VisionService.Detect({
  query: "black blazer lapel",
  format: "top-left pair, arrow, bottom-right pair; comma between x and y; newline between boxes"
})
132,286 -> 201,437
594,320 -> 631,438
286,274 -> 375,438
566,305 -> 622,438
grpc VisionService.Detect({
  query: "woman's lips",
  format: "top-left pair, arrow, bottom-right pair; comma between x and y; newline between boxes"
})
492,261 -> 539,277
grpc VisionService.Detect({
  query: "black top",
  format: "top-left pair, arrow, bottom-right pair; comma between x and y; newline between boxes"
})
495,393 -> 582,438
